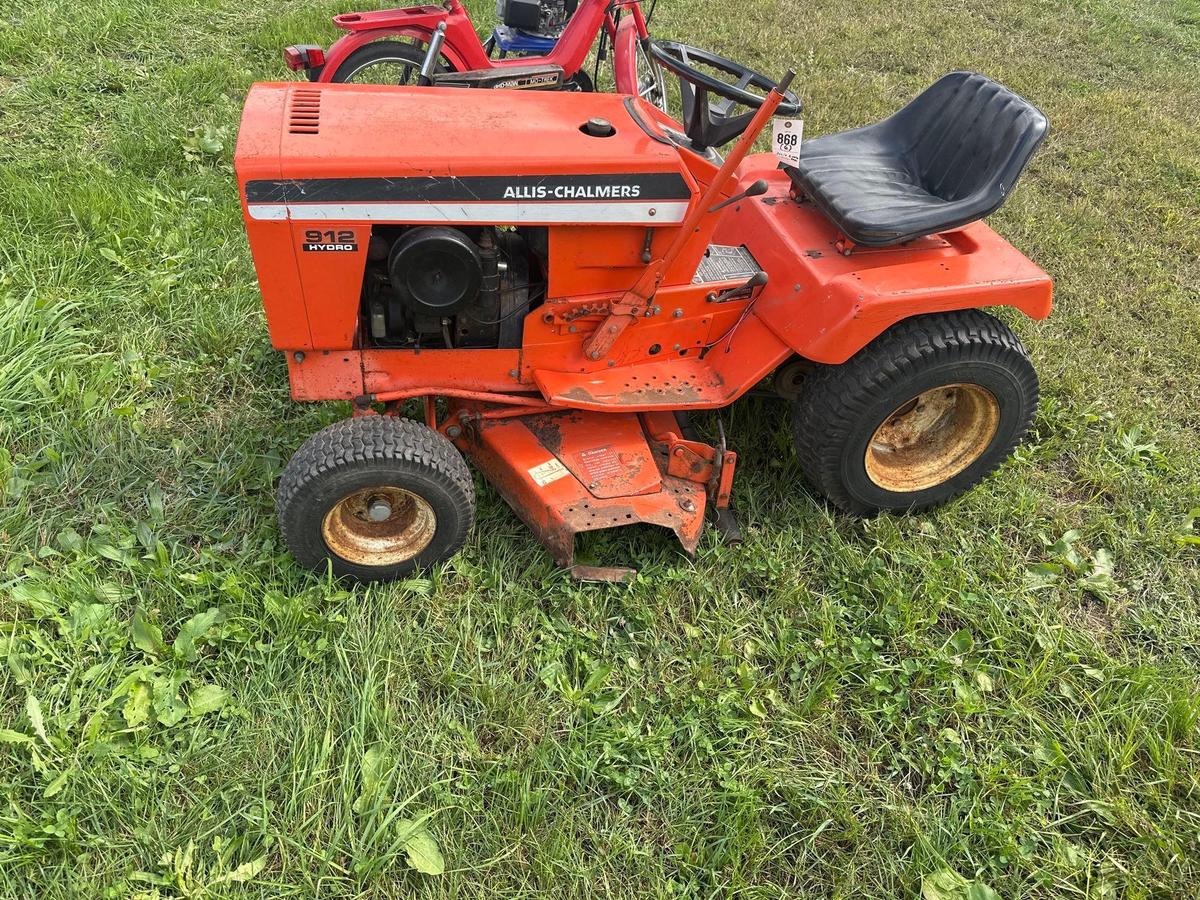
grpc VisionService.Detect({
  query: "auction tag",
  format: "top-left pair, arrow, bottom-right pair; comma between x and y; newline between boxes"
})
771,117 -> 804,165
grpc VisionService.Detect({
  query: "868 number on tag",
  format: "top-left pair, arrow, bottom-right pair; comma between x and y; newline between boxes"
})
771,118 -> 804,165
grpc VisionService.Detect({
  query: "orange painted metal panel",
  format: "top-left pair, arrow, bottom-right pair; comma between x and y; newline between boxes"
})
264,83 -> 691,186
524,409 -> 662,498
547,225 -> 658,297
289,223 -> 369,348
719,161 -> 1053,365
234,87 -> 312,349
361,349 -> 522,395
286,351 -> 363,401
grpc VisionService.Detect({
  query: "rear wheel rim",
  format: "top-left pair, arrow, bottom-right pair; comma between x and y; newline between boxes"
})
338,41 -> 429,84
322,487 -> 437,566
341,57 -> 420,84
864,383 -> 1000,493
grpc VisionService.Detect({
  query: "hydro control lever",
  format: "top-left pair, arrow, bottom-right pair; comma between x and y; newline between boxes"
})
709,179 -> 769,213
581,70 -> 795,363
708,270 -> 768,304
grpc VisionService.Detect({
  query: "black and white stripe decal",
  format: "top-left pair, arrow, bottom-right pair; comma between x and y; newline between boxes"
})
245,174 -> 692,224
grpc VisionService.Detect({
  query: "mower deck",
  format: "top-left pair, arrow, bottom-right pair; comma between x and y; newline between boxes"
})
453,406 -> 719,579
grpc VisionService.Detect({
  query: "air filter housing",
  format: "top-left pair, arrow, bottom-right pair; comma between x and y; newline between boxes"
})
388,227 -> 482,318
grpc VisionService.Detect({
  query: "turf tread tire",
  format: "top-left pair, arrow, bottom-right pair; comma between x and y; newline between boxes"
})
277,416 -> 475,580
791,309 -> 1038,516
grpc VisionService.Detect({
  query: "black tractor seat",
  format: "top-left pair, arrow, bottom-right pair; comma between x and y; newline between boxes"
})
787,72 -> 1048,247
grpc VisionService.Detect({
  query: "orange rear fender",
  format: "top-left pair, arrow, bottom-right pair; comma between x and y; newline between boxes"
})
721,163 -> 1052,366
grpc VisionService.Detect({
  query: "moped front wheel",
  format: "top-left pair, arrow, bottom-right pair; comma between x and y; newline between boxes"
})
328,40 -> 449,85
630,36 -> 668,112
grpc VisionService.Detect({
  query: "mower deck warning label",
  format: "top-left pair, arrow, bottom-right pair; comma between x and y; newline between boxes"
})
528,458 -> 571,487
577,446 -> 622,484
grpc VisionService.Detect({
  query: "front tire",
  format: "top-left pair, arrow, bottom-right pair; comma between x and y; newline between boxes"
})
277,416 -> 475,581
790,309 -> 1039,515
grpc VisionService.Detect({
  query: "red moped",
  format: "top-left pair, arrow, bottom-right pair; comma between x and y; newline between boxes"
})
284,0 -> 666,107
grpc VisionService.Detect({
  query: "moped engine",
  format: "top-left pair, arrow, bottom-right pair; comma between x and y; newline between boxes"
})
363,225 -> 544,350
496,0 -> 578,38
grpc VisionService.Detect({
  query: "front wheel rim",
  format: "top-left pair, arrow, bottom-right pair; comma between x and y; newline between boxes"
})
322,487 -> 437,566
864,383 -> 1000,493
634,44 -> 668,111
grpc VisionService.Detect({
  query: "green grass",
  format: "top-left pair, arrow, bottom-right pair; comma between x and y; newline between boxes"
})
1,0 -> 1199,896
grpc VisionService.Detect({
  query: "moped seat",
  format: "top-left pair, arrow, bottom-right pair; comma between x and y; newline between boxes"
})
786,72 -> 1048,247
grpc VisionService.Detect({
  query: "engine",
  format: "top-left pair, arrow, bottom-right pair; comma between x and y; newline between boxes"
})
496,0 -> 579,38
362,225 -> 547,350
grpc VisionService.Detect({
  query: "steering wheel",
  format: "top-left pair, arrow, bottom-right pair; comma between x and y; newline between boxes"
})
649,41 -> 801,150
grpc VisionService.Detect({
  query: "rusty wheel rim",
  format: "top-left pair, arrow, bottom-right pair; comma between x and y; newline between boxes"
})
321,487 -> 436,567
864,383 -> 1000,493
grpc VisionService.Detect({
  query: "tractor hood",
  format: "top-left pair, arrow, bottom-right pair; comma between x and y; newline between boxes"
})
235,83 -> 697,225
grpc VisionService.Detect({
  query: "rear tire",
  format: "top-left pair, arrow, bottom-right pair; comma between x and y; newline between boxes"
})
277,416 -> 475,581
790,310 -> 1038,515
329,40 -> 447,85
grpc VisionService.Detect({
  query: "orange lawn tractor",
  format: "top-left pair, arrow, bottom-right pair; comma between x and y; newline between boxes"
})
235,43 -> 1050,581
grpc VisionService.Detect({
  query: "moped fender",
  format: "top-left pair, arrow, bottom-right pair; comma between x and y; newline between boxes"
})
319,18 -> 474,81
611,14 -> 640,96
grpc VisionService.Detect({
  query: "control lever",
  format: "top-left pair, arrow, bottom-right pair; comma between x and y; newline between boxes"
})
708,270 -> 768,303
583,75 -> 791,363
418,23 -> 448,87
709,179 -> 769,213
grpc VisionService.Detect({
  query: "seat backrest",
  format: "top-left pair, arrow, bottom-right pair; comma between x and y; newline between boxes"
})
887,72 -> 1049,202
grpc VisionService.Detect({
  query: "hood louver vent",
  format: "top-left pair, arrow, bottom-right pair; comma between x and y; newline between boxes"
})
288,89 -> 321,134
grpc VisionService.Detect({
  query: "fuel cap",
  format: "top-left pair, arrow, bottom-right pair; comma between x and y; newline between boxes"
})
582,117 -> 616,138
